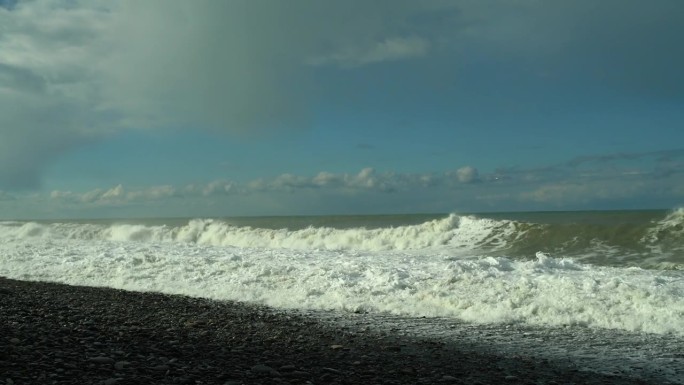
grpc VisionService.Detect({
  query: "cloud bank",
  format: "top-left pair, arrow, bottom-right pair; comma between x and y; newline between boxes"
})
27,150 -> 680,217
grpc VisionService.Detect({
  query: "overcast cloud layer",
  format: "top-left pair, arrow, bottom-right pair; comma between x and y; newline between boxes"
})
1,0 -> 683,217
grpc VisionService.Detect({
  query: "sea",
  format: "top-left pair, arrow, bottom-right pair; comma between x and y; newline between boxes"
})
1,209 -> 683,382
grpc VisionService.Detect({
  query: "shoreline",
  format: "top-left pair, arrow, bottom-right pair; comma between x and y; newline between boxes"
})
0,277 -> 666,384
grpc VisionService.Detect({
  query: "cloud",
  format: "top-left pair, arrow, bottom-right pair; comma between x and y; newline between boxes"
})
54,185 -> 127,205
512,150 -> 684,207
90,0 -> 462,133
451,166 -> 480,183
307,36 -> 429,68
517,179 -> 653,207
30,150 -> 684,216
281,169 -> 435,192
95,1 -> 316,133
0,0 -> 455,190
0,0 -> 116,189
196,181 -> 235,197
1,0 -> 682,192
47,149 -> 684,208
0,0 -> 17,10
47,167 -> 445,207
460,0 -> 684,98
0,190 -> 15,201
519,183 -> 593,205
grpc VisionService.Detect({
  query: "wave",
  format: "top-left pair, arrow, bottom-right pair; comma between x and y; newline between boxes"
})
1,212 -> 682,334
642,207 -> 684,244
0,214 -> 519,252
0,236 -> 681,335
1,209 -> 682,269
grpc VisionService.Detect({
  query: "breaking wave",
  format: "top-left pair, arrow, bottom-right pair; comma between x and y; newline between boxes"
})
0,210 -> 682,335
0,214 -> 519,252
1,209 -> 682,269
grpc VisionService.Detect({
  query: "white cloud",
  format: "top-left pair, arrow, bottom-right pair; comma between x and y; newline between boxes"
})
453,166 -> 480,183
101,184 -> 124,200
81,189 -> 104,203
50,190 -> 73,200
197,181 -> 234,197
126,185 -> 176,200
51,184 -> 176,205
261,168 -> 438,193
47,167 -> 447,207
24,153 -> 684,216
312,171 -> 344,187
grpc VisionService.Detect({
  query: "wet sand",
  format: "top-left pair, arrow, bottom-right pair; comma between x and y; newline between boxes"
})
0,277 -> 660,384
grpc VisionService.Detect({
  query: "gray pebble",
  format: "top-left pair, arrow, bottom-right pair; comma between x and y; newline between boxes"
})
322,367 -> 342,375
89,356 -> 115,364
250,364 -> 280,377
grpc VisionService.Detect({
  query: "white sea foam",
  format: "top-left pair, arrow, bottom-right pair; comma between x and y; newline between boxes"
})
0,214 -> 518,252
0,221 -> 682,335
642,207 -> 684,244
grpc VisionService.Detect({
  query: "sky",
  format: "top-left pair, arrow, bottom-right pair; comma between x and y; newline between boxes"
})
0,0 -> 683,219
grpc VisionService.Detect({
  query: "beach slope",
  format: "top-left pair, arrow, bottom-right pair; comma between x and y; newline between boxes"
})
0,277 -> 657,384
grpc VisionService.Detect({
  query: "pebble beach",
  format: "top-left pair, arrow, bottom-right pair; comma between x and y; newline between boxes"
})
0,277 -> 664,385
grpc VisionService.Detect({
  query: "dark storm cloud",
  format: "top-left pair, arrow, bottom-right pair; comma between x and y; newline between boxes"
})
0,0 -> 17,10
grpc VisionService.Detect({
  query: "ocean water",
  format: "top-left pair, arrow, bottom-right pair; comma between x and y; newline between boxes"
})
1,209 -> 683,381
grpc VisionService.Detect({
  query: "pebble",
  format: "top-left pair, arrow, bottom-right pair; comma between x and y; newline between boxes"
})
1,277 -> 666,385
89,356 -> 115,364
285,370 -> 311,378
250,364 -> 280,377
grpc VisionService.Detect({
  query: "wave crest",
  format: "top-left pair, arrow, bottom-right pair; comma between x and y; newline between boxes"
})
171,214 -> 516,251
0,214 -> 518,252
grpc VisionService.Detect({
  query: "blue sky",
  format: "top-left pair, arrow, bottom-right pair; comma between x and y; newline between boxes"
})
0,0 -> 683,219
